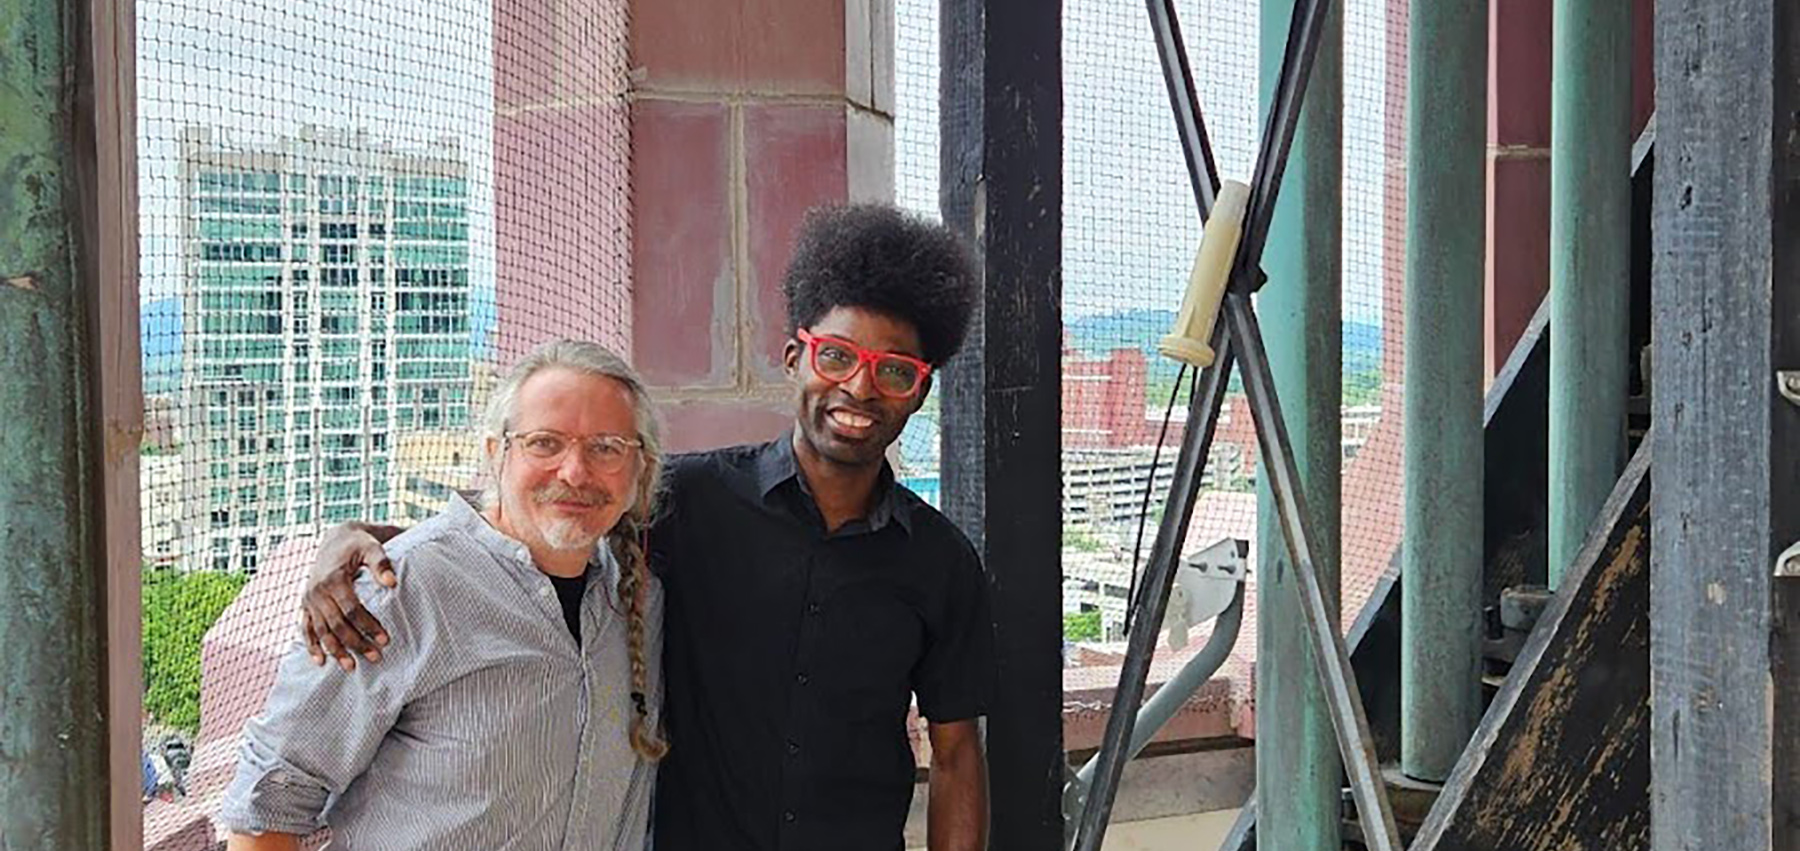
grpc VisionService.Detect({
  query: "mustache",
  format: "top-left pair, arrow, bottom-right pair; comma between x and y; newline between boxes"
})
531,483 -> 614,507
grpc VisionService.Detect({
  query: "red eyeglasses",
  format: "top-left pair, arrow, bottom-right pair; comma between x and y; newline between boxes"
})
796,329 -> 932,398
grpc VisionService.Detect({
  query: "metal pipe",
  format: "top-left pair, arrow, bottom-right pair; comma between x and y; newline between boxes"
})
1548,0 -> 1632,584
1064,584 -> 1246,821
1254,0 -> 1343,845
1237,0 -> 1341,288
1401,0 -> 1488,783
1069,323 -> 1237,851
1227,292 -> 1403,851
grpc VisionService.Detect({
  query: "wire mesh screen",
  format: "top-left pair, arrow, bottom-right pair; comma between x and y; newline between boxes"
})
892,0 -> 943,498
892,0 -> 1409,750
135,0 -> 631,844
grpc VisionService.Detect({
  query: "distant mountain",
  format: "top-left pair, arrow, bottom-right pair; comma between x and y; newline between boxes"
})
1343,318 -> 1382,375
142,297 -> 181,395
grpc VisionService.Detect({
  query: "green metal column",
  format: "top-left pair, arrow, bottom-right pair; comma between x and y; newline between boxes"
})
1256,0 -> 1343,846
1401,0 -> 1487,783
1548,0 -> 1632,584
0,0 -> 111,846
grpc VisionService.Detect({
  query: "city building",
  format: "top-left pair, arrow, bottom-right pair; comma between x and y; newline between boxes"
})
139,453 -> 185,569
178,127 -> 474,572
394,431 -> 482,521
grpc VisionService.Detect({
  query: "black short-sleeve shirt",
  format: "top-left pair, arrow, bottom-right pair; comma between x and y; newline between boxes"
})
649,434 -> 996,851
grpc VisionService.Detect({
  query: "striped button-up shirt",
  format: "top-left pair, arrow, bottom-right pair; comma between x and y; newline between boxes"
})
220,494 -> 663,850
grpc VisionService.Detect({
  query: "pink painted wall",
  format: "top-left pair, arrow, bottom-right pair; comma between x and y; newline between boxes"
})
493,0 -> 635,363
627,0 -> 892,452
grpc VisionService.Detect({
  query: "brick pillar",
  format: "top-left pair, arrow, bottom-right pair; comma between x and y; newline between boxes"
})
493,0 -> 636,362
628,0 -> 895,452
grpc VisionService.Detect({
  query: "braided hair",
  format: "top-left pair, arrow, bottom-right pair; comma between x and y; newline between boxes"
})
480,340 -> 669,761
611,515 -> 667,760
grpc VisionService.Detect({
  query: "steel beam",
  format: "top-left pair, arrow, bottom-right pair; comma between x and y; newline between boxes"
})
1068,324 -> 1236,851
1072,0 -> 1400,846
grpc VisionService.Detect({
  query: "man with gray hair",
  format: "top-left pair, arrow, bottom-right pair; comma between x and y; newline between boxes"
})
220,340 -> 666,850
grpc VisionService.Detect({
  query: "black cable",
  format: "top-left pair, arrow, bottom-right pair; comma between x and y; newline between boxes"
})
1123,363 -> 1191,637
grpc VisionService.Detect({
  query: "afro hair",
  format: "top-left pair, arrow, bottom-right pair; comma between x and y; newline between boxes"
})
781,203 -> 978,366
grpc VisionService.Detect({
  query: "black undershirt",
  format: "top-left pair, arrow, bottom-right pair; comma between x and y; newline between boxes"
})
548,570 -> 588,643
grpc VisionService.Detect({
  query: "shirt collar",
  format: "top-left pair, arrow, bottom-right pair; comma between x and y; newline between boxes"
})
754,431 -> 914,535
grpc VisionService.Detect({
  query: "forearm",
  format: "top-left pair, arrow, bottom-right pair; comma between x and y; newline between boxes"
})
227,832 -> 302,851
927,752 -> 989,851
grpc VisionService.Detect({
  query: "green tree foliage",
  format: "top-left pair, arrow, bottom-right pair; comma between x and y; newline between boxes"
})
142,568 -> 250,732
1062,526 -> 1108,553
1064,610 -> 1102,642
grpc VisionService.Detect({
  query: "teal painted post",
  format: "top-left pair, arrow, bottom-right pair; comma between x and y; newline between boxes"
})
0,0 -> 112,846
1548,0 -> 1632,584
1255,0 -> 1343,846
1401,0 -> 1488,783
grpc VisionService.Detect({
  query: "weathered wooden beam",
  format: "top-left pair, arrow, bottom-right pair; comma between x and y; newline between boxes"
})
1651,1 -> 1800,847
938,0 -> 1063,847
1412,439 -> 1651,851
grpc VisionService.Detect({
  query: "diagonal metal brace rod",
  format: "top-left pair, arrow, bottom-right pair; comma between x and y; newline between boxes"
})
1226,291 -> 1402,851
1068,0 -> 1401,847
1232,0 -> 1341,285
1145,0 -> 1222,214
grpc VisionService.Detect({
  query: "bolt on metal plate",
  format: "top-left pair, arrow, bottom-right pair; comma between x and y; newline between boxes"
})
1778,371 -> 1800,407
1775,541 -> 1800,578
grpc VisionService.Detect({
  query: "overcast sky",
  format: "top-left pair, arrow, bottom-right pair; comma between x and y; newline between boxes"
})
135,0 -> 496,303
896,0 -> 1394,325
137,0 -> 1391,326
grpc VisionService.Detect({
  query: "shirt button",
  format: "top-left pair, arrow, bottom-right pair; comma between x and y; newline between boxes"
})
807,602 -> 822,616
539,587 -> 552,597
786,740 -> 800,755
783,811 -> 796,823
795,672 -> 809,685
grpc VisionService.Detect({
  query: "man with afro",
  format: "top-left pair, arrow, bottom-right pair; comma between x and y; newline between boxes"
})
302,203 -> 996,851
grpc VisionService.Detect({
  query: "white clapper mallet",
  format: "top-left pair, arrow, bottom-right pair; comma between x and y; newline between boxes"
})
1158,180 -> 1251,368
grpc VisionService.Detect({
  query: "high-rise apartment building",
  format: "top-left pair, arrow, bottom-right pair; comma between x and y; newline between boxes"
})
179,127 -> 473,572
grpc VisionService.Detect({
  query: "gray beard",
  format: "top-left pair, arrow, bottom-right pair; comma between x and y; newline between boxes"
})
540,517 -> 603,553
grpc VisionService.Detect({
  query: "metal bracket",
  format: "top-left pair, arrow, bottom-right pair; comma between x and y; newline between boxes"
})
1775,540 -> 1800,578
1778,371 -> 1800,406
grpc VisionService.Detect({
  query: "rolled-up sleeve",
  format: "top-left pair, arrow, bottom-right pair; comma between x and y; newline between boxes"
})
218,580 -> 416,835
